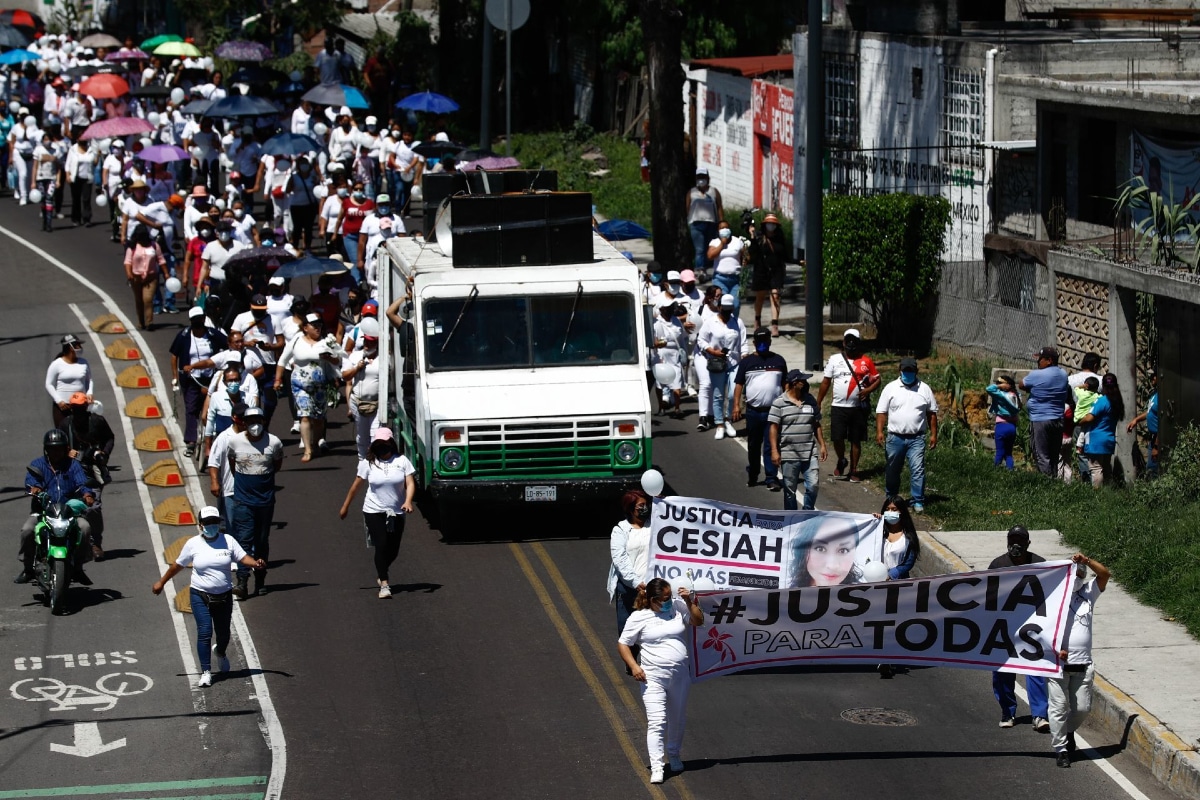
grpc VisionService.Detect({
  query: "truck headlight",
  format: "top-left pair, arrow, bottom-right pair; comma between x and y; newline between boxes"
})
615,440 -> 640,464
440,448 -> 465,472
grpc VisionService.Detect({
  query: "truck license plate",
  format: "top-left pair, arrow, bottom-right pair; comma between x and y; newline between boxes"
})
524,485 -> 557,502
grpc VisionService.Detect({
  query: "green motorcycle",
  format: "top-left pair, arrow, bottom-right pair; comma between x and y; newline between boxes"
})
27,467 -> 89,615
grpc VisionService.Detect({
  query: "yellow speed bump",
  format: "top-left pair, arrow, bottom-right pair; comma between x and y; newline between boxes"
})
154,496 -> 196,526
90,314 -> 127,334
105,338 -> 141,360
125,394 -> 162,419
117,364 -> 152,389
143,458 -> 184,487
173,590 -> 192,615
163,534 -> 191,565
134,424 -> 172,452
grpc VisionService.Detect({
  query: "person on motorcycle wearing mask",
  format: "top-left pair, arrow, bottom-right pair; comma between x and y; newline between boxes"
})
607,489 -> 655,661
16,429 -> 95,585
874,357 -> 938,514
57,392 -> 115,560
987,525 -> 1050,730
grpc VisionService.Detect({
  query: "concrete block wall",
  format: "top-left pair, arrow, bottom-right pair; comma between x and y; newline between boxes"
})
695,72 -> 755,212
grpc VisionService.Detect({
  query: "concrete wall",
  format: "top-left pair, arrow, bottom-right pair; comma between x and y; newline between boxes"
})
694,71 -> 756,212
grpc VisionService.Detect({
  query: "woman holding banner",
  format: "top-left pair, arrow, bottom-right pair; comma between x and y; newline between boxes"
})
608,490 -> 653,650
618,577 -> 704,784
789,516 -> 865,588
877,496 -> 920,679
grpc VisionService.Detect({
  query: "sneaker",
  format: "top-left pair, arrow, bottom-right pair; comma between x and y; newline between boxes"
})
649,765 -> 664,784
879,664 -> 894,679
290,421 -> 300,434
378,584 -> 392,599
1056,752 -> 1071,768
835,457 -> 848,477
911,503 -> 925,514
723,420 -> 736,438
19,198 -> 26,206
668,755 -> 684,772
746,474 -> 758,488
714,426 -> 726,440
318,438 -> 329,452
213,648 -> 230,673
197,671 -> 213,688
999,717 -> 1015,728
92,544 -> 105,561
1033,716 -> 1050,733
184,444 -> 196,458
696,417 -> 710,432
848,474 -> 861,484
686,386 -> 698,398
13,570 -> 32,584
766,480 -> 782,492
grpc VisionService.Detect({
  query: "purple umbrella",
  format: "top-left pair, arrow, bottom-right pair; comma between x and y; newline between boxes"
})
215,40 -> 272,62
139,144 -> 190,163
463,156 -> 521,170
105,49 -> 149,61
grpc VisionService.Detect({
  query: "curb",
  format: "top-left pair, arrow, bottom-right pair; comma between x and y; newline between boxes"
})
914,531 -> 1200,799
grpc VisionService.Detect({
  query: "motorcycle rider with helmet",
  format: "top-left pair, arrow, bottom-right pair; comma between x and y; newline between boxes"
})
57,392 -> 115,560
15,429 -> 95,585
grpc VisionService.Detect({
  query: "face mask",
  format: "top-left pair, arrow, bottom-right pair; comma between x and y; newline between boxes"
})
262,238 -> 274,247
352,191 -> 364,201
900,370 -> 918,386
765,223 -> 777,233
634,506 -> 650,522
648,273 -> 662,284
697,180 -> 709,189
366,125 -> 377,133
656,598 -> 674,616
1007,543 -> 1027,559
669,282 -> 681,294
381,228 -> 395,239
195,200 -> 210,211
248,423 -> 264,437
218,232 -> 232,243
340,123 -> 350,131
233,209 -> 245,219
883,510 -> 901,525
719,309 -> 731,319
337,188 -> 349,198
201,523 -> 221,540
377,205 -> 391,216
299,164 -> 311,174
718,228 -> 731,239
226,381 -> 242,395
371,445 -> 394,460
72,344 -> 84,355
756,342 -> 769,355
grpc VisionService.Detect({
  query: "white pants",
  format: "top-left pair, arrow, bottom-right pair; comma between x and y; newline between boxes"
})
696,357 -> 712,419
642,666 -> 690,765
353,403 -> 380,460
1048,664 -> 1094,752
12,152 -> 29,200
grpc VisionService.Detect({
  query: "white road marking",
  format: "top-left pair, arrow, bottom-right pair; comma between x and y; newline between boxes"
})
49,722 -> 127,757
0,222 -> 286,800
1014,683 -> 1152,799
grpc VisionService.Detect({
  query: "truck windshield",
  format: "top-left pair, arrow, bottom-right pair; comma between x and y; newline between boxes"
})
423,292 -> 638,371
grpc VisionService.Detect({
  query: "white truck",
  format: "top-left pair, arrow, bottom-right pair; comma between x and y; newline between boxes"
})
376,191 -> 652,526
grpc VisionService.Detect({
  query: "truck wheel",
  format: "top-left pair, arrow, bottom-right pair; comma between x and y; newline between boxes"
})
50,560 -> 68,615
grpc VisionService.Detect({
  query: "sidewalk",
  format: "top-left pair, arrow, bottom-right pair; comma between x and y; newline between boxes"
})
620,229 -> 1200,795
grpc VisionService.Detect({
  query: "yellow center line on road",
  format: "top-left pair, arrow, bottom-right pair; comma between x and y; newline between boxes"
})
507,544 -> 668,799
529,542 -> 697,800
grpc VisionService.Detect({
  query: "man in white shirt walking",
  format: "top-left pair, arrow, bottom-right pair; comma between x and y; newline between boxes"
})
1051,553 -> 1109,768
875,357 -> 938,513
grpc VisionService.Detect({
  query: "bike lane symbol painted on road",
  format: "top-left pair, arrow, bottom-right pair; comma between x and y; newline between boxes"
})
10,672 -> 154,713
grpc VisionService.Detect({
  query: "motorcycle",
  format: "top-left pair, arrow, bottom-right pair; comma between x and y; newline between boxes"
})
26,466 -> 89,615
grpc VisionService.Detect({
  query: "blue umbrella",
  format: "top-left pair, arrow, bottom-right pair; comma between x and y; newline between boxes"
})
301,82 -> 369,110
598,219 -> 651,241
0,48 -> 38,65
203,94 -> 278,118
274,255 -> 343,279
261,131 -> 323,157
396,91 -> 459,114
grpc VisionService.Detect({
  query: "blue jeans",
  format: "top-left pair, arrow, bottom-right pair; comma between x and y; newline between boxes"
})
711,371 -> 736,424
712,272 -> 741,319
231,499 -> 275,576
190,588 -> 232,672
689,221 -> 717,271
1147,432 -> 1159,476
615,581 -> 638,635
884,433 -> 927,505
992,671 -> 1048,720
744,406 -> 777,483
780,456 -> 820,510
994,421 -> 1016,470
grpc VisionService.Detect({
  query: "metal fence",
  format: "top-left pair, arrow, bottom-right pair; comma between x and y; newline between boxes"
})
932,252 -> 1051,363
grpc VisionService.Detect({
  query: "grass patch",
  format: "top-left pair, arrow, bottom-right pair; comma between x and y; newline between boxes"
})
509,129 -> 651,228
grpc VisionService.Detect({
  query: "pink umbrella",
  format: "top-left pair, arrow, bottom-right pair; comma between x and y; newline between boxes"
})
79,116 -> 155,140
105,49 -> 149,61
463,156 -> 521,170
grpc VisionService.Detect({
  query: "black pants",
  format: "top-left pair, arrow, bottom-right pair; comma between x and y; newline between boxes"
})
70,179 -> 92,225
364,512 -> 405,582
290,203 -> 317,251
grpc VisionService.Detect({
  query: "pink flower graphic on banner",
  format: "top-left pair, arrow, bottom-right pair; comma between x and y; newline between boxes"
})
703,627 -> 736,663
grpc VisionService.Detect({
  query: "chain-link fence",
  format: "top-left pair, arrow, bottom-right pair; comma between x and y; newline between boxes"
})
933,252 -> 1050,362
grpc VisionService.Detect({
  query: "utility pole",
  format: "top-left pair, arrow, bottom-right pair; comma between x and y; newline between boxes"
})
480,17 -> 493,149
804,0 -> 824,371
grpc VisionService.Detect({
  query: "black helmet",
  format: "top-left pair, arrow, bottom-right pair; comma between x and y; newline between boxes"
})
44,429 -> 68,451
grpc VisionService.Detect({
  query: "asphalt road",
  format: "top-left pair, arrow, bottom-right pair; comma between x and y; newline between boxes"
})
0,204 -> 1178,800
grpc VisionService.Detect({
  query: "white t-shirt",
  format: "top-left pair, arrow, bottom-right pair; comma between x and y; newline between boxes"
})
1062,578 -> 1103,665
618,599 -> 693,671
45,357 -> 94,403
207,426 -> 237,497
290,106 -> 311,136
347,349 -> 381,402
267,293 -> 295,335
357,454 -> 415,514
875,379 -> 939,435
710,236 -> 744,276
823,353 -> 880,408
202,240 -> 245,282
231,312 -> 278,365
625,527 -> 651,582
176,533 -> 246,593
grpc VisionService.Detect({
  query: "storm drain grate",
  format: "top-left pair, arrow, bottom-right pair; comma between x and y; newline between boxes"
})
840,707 -> 918,727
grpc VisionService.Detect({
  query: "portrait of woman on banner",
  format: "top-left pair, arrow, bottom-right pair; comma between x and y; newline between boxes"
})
787,515 -> 868,588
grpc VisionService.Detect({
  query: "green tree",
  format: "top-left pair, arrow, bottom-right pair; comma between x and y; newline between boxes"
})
177,1 -> 341,53
822,193 -> 951,346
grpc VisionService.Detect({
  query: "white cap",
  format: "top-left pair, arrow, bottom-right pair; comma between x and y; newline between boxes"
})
199,505 -> 221,522
338,105 -> 351,118
268,276 -> 285,286
844,328 -> 862,340
434,131 -> 450,142
188,306 -> 206,318
719,295 -> 735,308
365,115 -> 377,125
666,270 -> 682,281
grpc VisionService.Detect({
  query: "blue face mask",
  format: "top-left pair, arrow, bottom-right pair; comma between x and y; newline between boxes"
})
201,523 -> 221,540
648,273 -> 662,284
226,381 -> 242,395
756,342 -> 769,355
900,370 -> 918,386
377,205 -> 391,216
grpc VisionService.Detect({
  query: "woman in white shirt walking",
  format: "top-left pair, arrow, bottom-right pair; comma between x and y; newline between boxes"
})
339,428 -> 416,598
151,505 -> 265,687
45,334 -> 94,427
618,577 -> 704,784
706,220 -> 745,317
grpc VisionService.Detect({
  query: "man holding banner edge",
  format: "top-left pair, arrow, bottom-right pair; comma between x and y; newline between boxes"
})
989,525 -> 1051,732
1051,552 -> 1109,768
